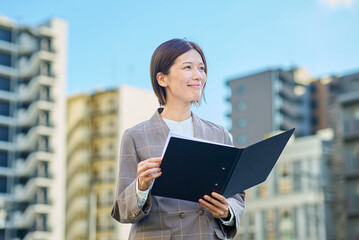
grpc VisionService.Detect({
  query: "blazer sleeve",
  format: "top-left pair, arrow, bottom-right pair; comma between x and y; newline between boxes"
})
111,129 -> 152,223
214,127 -> 246,239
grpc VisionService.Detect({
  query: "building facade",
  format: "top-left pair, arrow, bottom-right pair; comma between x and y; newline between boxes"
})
66,86 -> 158,240
227,68 -> 311,148
0,16 -> 67,239
235,129 -> 333,240
338,91 -> 359,240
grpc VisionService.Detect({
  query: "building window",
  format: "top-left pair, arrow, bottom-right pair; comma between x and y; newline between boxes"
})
0,126 -> 8,141
280,210 -> 293,240
237,118 -> 247,128
0,151 -> 7,167
238,135 -> 247,144
237,102 -> 246,111
0,76 -> 10,92
0,52 -> 11,67
0,27 -> 12,42
0,101 -> 9,116
0,177 -> 6,193
236,86 -> 246,94
311,116 -> 318,125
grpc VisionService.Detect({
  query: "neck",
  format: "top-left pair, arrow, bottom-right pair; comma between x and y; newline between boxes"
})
161,101 -> 191,122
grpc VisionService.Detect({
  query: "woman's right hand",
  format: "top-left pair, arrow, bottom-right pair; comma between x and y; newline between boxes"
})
137,157 -> 162,191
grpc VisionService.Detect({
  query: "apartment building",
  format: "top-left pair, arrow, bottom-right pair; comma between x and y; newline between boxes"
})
0,16 -> 67,239
235,129 -> 333,240
66,86 -> 158,240
338,91 -> 359,240
226,68 -> 312,148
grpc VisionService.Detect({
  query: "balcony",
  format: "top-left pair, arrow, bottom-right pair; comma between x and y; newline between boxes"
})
16,151 -> 53,177
18,32 -> 38,54
18,50 -> 56,79
38,26 -> 56,38
0,39 -> 17,53
23,231 -> 52,240
0,90 -> 16,102
17,100 -> 55,127
18,75 -> 55,102
347,195 -> 359,217
67,127 -> 91,155
0,140 -> 15,151
66,196 -> 89,223
66,220 -> 88,240
280,116 -> 298,130
0,64 -> 15,78
344,118 -> 359,141
16,126 -> 54,151
279,84 -> 298,101
0,115 -> 16,127
0,166 -> 14,176
67,149 -> 90,178
13,203 -> 51,228
66,173 -> 90,202
15,177 -> 52,202
279,101 -> 301,119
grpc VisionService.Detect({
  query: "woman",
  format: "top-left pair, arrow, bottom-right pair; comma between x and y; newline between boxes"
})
111,38 -> 245,240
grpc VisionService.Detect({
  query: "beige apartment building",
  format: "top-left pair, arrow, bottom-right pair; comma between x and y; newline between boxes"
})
66,85 -> 158,240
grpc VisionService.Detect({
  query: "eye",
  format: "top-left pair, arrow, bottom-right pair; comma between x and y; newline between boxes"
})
199,66 -> 205,71
184,65 -> 191,69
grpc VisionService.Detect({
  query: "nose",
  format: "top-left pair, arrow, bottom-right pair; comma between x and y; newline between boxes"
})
193,68 -> 203,81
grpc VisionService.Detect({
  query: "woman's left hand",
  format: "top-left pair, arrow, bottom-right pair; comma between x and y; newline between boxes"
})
199,192 -> 230,219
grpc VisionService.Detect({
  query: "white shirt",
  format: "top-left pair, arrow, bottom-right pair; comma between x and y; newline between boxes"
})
136,116 -> 234,226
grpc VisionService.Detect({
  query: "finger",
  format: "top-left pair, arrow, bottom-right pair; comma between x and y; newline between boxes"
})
140,167 -> 161,178
142,171 -> 162,182
211,192 -> 228,204
199,199 -> 227,218
204,195 -> 224,208
203,195 -> 228,214
138,162 -> 161,173
199,198 -> 222,215
144,157 -> 163,163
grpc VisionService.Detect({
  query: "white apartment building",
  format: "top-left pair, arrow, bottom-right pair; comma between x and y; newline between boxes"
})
0,16 -> 67,240
236,129 -> 333,240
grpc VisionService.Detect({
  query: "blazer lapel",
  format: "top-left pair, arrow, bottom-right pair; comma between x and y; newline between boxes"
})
148,108 -> 170,142
192,112 -> 205,139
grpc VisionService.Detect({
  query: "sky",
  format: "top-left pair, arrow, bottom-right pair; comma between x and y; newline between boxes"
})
1,0 -> 359,129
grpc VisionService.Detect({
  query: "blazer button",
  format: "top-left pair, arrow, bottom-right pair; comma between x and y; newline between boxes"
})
198,209 -> 204,216
179,212 -> 186,218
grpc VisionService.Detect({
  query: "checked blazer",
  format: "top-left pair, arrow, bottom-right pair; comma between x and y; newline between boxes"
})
111,108 -> 245,240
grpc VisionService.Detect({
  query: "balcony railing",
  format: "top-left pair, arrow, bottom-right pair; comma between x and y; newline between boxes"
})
347,195 -> 359,215
18,51 -> 56,79
13,204 -> 51,228
18,75 -> 55,102
15,177 -> 52,202
16,127 -> 52,152
343,118 -> 359,139
16,152 -> 53,177
66,219 -> 88,240
17,100 -> 55,127
345,153 -> 359,177
66,196 -> 88,223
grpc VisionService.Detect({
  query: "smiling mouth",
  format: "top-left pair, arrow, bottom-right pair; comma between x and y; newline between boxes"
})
188,84 -> 202,88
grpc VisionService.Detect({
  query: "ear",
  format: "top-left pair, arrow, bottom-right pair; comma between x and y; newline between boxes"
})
157,72 -> 168,87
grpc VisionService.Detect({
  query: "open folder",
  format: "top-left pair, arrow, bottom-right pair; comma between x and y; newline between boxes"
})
151,128 -> 295,202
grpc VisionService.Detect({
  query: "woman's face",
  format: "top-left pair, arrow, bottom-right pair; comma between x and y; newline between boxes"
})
161,49 -> 206,105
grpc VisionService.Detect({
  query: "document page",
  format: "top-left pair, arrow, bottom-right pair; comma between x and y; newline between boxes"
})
161,131 -> 234,157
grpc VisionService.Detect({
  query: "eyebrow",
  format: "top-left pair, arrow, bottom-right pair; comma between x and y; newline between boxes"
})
181,61 -> 204,65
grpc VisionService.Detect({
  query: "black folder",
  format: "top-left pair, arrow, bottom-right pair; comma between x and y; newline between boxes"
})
151,128 -> 295,202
